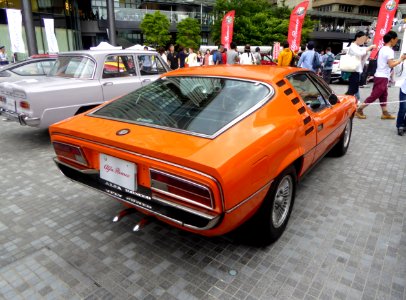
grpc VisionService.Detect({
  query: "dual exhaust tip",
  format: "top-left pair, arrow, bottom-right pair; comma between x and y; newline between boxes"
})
112,208 -> 151,232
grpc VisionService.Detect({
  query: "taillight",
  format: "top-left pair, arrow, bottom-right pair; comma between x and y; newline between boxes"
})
333,61 -> 339,64
20,101 -> 30,109
150,169 -> 213,209
0,96 -> 5,103
53,142 -> 88,166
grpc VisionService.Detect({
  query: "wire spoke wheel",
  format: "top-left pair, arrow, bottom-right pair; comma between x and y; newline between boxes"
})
272,175 -> 293,228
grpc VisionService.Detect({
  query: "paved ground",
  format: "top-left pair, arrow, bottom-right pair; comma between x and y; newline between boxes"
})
0,83 -> 405,300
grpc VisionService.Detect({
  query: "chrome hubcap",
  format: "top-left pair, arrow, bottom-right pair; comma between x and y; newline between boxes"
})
272,176 -> 293,228
343,120 -> 351,148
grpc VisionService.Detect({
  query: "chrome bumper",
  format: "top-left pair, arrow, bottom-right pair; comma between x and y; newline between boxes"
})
53,157 -> 221,231
0,107 -> 40,127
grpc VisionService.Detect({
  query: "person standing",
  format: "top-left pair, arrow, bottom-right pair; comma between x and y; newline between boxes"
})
203,49 -> 211,66
297,41 -> 317,72
221,47 -> 227,65
356,31 -> 405,120
167,44 -> 179,70
254,47 -> 262,65
277,41 -> 294,67
213,45 -> 223,65
178,47 -> 188,68
158,47 -> 167,65
226,42 -> 239,65
239,45 -> 256,65
185,48 -> 197,67
321,47 -> 335,83
0,46 -> 9,65
397,79 -> 406,135
345,32 -> 376,102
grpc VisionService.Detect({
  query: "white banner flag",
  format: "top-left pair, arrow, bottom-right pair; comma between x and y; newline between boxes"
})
43,18 -> 59,53
6,9 -> 26,53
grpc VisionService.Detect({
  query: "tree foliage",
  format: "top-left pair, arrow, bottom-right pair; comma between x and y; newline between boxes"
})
140,11 -> 171,47
176,18 -> 202,49
211,0 -> 315,46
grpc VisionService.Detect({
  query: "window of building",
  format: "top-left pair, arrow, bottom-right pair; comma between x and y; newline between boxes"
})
339,5 -> 354,13
359,6 -> 379,16
317,5 -> 332,12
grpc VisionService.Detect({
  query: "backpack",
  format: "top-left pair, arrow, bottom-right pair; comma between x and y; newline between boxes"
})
289,50 -> 296,67
324,53 -> 334,68
312,52 -> 321,70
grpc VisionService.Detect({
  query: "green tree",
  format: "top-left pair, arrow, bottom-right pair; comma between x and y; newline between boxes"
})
140,11 -> 171,47
211,0 -> 315,46
176,18 -> 201,50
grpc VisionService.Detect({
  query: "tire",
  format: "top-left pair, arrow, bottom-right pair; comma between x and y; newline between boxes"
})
243,166 -> 297,246
330,118 -> 352,157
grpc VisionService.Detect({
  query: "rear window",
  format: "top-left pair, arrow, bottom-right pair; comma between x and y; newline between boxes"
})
91,76 -> 272,137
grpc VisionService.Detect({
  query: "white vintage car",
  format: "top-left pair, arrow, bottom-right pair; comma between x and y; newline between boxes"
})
0,50 -> 169,128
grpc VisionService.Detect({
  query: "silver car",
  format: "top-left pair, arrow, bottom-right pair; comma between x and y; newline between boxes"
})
0,50 -> 169,128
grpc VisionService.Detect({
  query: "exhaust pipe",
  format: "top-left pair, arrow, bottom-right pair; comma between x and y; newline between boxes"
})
112,208 -> 136,223
133,217 -> 151,232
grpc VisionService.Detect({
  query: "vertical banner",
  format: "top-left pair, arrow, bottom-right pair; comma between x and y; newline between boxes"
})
6,9 -> 26,53
287,1 -> 309,52
43,18 -> 59,53
273,42 -> 281,60
221,10 -> 235,49
370,0 -> 399,59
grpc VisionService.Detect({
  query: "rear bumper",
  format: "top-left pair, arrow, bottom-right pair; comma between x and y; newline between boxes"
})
53,157 -> 221,231
0,107 -> 40,127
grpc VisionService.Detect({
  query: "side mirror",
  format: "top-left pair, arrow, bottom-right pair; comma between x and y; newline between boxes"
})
310,101 -> 321,110
329,94 -> 339,105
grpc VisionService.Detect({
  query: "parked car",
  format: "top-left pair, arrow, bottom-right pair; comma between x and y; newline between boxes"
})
50,65 -> 356,244
0,54 -> 57,83
330,53 -> 344,83
0,50 -> 169,128
261,54 -> 277,65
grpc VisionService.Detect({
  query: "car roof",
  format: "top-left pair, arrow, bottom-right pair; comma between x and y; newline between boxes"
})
162,65 -> 300,83
57,49 -> 158,59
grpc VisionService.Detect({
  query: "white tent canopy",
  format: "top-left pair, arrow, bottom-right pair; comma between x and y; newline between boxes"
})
90,42 -> 122,50
126,44 -> 155,51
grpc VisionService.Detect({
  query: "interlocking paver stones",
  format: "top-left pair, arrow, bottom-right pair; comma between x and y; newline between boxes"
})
0,84 -> 405,299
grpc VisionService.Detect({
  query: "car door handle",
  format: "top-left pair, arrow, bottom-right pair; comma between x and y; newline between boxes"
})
318,124 -> 324,132
103,82 -> 113,86
142,79 -> 151,83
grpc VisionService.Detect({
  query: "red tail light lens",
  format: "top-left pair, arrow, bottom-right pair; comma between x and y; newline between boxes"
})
20,101 -> 30,109
53,142 -> 88,166
150,169 -> 213,209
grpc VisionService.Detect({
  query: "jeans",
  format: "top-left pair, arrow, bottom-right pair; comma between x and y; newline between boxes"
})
322,69 -> 332,83
397,90 -> 406,129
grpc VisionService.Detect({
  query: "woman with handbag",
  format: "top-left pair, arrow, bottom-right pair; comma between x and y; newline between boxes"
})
343,31 -> 376,101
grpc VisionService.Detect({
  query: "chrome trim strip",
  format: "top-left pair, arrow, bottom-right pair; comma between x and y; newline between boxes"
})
52,133 -> 226,212
87,75 -> 275,140
150,194 -> 216,220
53,159 -> 220,230
225,180 -> 273,214
52,141 -> 89,167
150,168 -> 214,209
53,157 -> 99,175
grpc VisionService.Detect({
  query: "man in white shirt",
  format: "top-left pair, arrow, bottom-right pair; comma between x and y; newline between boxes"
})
0,46 -> 8,65
356,31 -> 406,120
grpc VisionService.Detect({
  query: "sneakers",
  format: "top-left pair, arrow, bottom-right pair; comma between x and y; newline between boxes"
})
355,109 -> 366,119
398,128 -> 404,136
381,111 -> 396,119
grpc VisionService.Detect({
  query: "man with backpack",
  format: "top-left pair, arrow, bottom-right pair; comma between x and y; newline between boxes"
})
297,41 -> 320,72
213,45 -> 224,65
322,47 -> 335,83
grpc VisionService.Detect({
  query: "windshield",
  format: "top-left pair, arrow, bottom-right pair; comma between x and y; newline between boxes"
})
48,56 -> 95,79
91,76 -> 271,137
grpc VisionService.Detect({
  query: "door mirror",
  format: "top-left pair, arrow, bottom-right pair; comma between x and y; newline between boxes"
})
329,94 -> 339,105
310,101 -> 321,110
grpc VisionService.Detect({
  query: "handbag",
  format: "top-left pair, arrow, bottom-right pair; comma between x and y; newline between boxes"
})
340,53 -> 361,72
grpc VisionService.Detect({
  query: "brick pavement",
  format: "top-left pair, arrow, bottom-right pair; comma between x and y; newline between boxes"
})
0,84 -> 405,300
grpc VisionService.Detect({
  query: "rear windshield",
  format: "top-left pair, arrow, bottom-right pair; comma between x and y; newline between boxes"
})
92,76 -> 272,137
48,56 -> 95,79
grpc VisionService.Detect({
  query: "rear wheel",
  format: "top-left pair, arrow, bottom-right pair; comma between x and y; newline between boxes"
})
244,166 -> 297,246
330,118 -> 352,157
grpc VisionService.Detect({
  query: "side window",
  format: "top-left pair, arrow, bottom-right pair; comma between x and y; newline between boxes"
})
287,73 -> 329,112
103,55 -> 136,79
137,55 -> 166,76
308,73 -> 333,103
40,61 -> 55,75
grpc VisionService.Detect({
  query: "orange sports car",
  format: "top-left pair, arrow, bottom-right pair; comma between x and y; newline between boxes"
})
50,66 -> 356,245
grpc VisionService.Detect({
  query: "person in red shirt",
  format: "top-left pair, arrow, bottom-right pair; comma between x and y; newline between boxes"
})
221,46 -> 227,65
